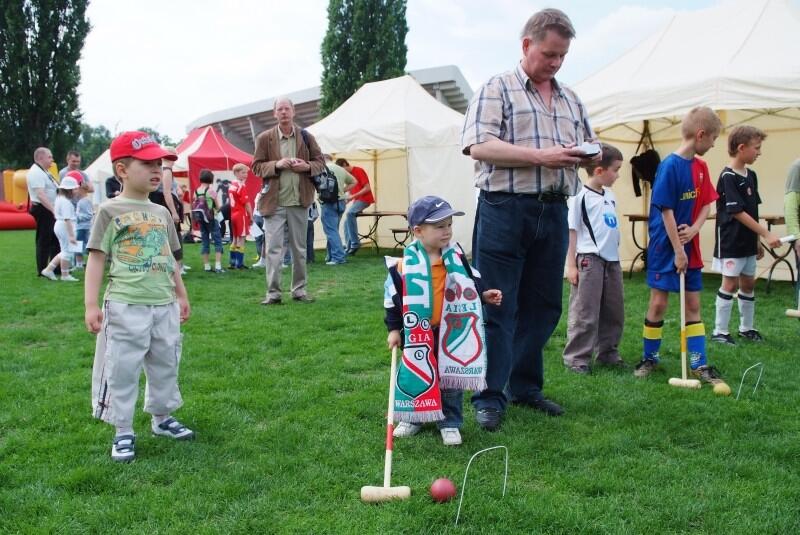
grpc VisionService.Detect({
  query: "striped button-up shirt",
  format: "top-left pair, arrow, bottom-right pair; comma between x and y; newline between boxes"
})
461,63 -> 594,196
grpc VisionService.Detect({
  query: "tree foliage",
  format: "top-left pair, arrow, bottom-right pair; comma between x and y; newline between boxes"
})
0,0 -> 90,168
72,123 -> 112,166
319,0 -> 408,117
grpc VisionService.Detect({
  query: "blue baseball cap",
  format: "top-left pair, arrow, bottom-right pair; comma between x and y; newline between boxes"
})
407,196 -> 464,227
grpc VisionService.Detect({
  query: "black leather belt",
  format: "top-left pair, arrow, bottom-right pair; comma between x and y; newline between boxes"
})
482,190 -> 568,203
536,192 -> 568,203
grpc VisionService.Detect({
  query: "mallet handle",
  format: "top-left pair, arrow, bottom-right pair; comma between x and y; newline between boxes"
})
383,347 -> 399,488
680,272 -> 687,381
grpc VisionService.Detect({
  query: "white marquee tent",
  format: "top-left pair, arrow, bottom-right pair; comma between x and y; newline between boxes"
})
573,0 -> 800,280
307,75 -> 476,251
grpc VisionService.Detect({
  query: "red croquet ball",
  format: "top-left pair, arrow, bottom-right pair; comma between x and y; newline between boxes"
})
430,477 -> 457,503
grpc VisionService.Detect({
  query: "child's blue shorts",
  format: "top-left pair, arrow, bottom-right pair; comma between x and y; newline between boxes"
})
647,268 -> 703,293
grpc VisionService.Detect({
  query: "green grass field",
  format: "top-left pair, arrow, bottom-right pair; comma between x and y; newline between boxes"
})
1,229 -> 799,534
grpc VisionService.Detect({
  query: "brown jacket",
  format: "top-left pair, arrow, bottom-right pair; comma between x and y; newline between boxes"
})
251,123 -> 325,216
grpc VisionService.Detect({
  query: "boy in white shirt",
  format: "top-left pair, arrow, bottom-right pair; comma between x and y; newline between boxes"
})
563,143 -> 625,374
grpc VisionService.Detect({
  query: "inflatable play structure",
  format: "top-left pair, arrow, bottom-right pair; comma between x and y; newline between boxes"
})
1,168 -> 42,230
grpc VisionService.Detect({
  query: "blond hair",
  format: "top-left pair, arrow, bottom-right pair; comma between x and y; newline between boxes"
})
520,8 -> 575,42
681,107 -> 722,139
232,163 -> 249,174
727,125 -> 766,156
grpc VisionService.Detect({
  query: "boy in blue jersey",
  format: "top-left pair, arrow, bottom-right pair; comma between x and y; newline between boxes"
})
634,107 -> 729,391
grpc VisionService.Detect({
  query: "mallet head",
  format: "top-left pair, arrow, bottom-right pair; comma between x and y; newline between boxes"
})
360,485 -> 411,503
668,377 -> 702,389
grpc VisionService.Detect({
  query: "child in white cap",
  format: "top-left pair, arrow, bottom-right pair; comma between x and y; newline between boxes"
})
40,175 -> 81,282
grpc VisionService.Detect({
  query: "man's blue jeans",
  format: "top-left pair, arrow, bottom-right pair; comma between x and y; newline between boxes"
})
344,200 -> 370,250
470,190 -> 569,412
321,200 -> 347,263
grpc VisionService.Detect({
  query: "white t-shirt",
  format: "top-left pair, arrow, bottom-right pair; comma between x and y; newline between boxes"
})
27,164 -> 58,205
567,184 -> 620,262
54,195 -> 76,221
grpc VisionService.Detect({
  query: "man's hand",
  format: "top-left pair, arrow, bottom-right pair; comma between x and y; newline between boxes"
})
387,330 -> 402,349
535,145 -> 585,169
673,248 -> 688,273
275,158 -> 291,170
171,212 -> 180,223
289,159 -> 310,173
482,289 -> 503,306
567,265 -> 579,286
85,304 -> 103,334
677,224 -> 698,244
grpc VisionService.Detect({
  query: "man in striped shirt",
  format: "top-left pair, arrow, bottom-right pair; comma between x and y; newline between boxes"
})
461,8 -> 599,431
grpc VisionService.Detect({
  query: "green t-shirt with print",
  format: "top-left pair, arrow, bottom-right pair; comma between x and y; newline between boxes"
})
87,197 -> 182,305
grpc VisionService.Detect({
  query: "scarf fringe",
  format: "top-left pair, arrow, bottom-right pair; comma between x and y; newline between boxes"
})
396,410 -> 445,424
440,377 -> 487,391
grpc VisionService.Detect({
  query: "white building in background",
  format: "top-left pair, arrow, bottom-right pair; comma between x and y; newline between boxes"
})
185,65 -> 473,153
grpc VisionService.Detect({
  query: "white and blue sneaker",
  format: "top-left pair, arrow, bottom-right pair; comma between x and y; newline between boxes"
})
152,417 -> 195,440
111,434 -> 135,463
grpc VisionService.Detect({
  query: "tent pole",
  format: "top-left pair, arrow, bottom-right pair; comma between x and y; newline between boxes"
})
372,149 -> 378,211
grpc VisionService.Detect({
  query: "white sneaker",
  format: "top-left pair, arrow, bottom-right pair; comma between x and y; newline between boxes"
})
61,274 -> 79,282
440,427 -> 462,446
393,421 -> 421,438
152,417 -> 195,440
40,269 -> 57,281
111,434 -> 135,463
252,260 -> 267,268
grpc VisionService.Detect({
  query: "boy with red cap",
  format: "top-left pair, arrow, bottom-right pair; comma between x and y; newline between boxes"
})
85,131 -> 194,463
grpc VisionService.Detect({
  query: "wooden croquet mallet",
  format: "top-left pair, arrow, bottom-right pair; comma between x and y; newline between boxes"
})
360,347 -> 411,503
668,272 -> 702,389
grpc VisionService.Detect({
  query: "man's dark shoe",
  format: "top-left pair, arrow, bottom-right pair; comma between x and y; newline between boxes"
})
513,397 -> 564,416
260,297 -> 282,306
475,408 -> 502,431
292,294 -> 315,303
566,364 -> 591,375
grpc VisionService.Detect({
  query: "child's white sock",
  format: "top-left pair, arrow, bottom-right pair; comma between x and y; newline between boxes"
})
714,288 -> 734,335
115,425 -> 134,436
738,291 -> 755,332
204,263 -> 211,270
215,262 -> 222,270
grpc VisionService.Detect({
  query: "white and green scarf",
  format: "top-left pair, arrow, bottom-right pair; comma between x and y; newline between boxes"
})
392,240 -> 487,423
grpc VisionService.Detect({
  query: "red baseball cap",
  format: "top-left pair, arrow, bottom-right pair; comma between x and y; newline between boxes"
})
64,170 -> 84,184
109,131 -> 178,162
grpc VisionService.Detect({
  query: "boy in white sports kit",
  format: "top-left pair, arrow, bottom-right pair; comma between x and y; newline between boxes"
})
711,125 -> 781,345
562,143 -> 626,374
85,131 -> 194,463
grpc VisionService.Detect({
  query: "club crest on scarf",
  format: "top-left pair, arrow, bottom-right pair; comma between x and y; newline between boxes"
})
442,282 -> 483,367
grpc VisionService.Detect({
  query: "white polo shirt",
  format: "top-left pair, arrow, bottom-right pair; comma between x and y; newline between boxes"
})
27,164 -> 58,205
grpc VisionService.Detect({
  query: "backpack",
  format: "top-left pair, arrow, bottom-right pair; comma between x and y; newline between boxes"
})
315,166 -> 339,204
298,128 -> 339,204
191,188 -> 213,223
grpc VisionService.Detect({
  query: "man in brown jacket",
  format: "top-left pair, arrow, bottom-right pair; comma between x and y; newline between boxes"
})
252,97 -> 325,304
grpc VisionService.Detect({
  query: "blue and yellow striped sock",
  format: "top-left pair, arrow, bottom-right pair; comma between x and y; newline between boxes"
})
686,321 -> 706,369
643,319 -> 663,362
